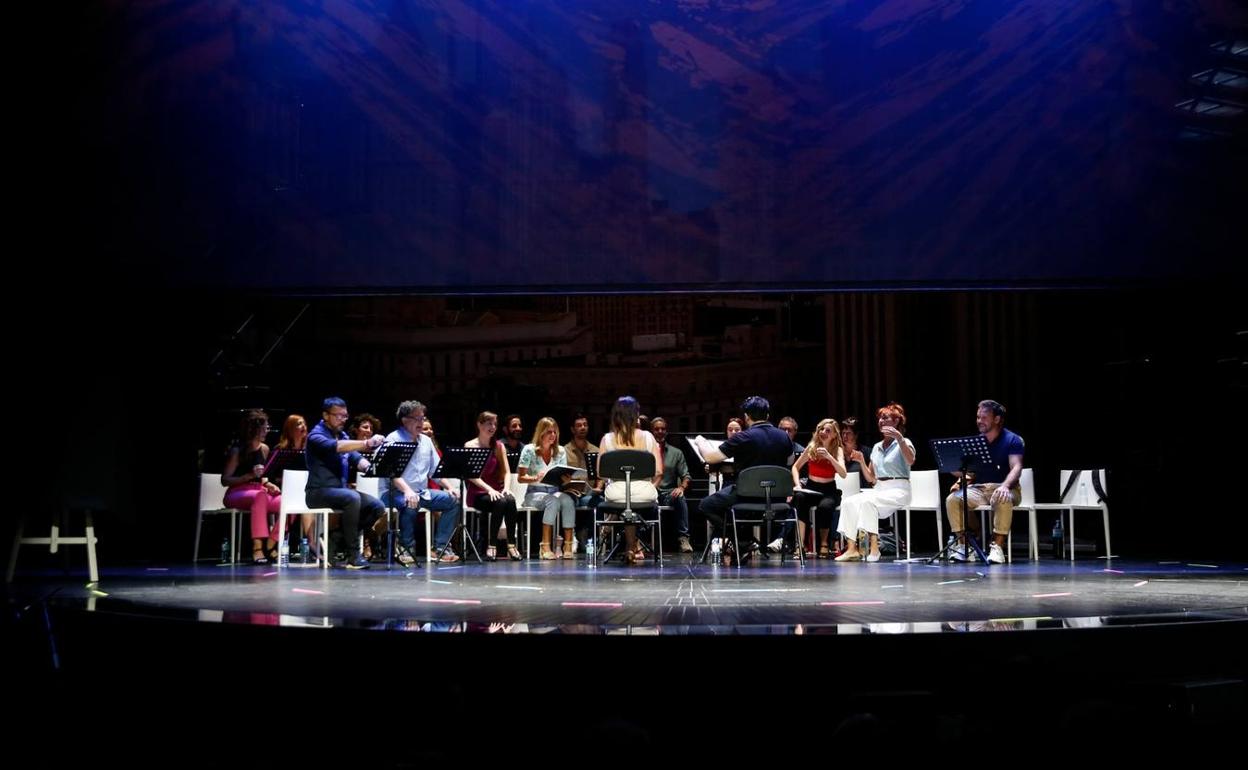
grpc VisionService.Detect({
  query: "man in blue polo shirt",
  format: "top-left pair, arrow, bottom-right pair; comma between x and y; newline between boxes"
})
693,396 -> 794,564
305,397 -> 387,569
945,399 -> 1025,564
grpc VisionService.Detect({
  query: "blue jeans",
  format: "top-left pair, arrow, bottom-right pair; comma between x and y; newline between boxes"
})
658,489 -> 690,537
383,488 -> 461,550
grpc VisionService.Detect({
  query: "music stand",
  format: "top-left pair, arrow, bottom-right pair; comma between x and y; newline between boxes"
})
261,448 -> 306,481
432,446 -> 493,563
928,435 -> 992,565
365,442 -> 421,568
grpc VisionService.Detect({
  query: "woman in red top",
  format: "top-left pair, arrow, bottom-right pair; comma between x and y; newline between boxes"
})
466,411 -> 522,561
791,418 -> 848,558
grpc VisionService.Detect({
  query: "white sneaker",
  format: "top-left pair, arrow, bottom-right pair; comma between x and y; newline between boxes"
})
766,538 -> 785,553
987,543 -> 1006,564
949,543 -> 969,562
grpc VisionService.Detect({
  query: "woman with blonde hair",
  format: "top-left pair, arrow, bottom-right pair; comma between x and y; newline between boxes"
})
518,417 -> 576,559
791,418 -> 848,558
598,396 -> 663,565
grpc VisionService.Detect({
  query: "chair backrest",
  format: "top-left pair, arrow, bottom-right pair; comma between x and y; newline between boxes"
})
834,471 -> 861,498
280,470 -> 311,514
907,469 -> 941,509
598,449 -> 656,481
1018,468 -> 1035,506
736,465 -> 795,499
199,473 -> 228,511
1058,469 -> 1107,506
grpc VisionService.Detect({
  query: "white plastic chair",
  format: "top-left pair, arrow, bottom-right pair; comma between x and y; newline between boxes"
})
277,470 -> 334,570
194,473 -> 247,563
972,468 -> 1034,562
1029,469 -> 1111,560
898,470 -> 941,559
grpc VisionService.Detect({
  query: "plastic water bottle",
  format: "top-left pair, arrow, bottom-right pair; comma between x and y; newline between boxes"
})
279,539 -> 290,567
220,538 -> 230,564
711,538 -> 722,562
1051,516 -> 1063,559
299,537 -> 310,565
585,538 -> 595,568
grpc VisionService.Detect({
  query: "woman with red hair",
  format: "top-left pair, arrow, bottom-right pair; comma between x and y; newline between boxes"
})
834,403 -> 916,562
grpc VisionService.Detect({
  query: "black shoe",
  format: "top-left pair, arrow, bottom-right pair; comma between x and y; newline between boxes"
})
338,554 -> 370,570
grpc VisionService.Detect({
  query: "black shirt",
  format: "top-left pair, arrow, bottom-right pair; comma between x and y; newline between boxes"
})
718,421 -> 794,473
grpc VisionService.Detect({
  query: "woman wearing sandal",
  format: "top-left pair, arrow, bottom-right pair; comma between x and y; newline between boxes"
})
835,403 -> 915,563
519,417 -> 576,560
465,411 -> 522,561
598,396 -> 662,566
221,410 -> 283,564
791,418 -> 847,559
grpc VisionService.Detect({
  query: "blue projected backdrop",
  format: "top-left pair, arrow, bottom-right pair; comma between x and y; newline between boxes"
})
87,1 -> 1245,291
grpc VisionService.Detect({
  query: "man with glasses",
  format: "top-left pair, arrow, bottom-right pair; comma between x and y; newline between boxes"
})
305,397 -> 387,569
382,400 -> 461,564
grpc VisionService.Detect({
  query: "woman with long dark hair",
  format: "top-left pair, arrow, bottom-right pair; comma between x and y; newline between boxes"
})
221,410 -> 283,564
466,411 -> 522,561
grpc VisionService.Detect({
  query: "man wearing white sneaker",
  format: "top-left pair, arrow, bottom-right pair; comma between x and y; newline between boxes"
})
945,400 -> 1024,565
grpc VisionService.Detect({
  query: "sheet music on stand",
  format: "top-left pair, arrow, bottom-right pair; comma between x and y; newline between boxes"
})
505,448 -> 522,475
583,451 -> 599,483
364,441 -> 419,478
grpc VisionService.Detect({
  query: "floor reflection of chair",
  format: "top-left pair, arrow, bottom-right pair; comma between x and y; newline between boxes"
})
593,449 -> 661,565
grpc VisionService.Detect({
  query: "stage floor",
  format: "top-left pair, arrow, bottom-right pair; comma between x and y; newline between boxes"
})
15,553 -> 1247,633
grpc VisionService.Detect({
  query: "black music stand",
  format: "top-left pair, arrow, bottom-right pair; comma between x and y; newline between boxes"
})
260,448 -> 306,481
432,446 -> 493,563
928,435 -> 992,565
365,442 -> 421,569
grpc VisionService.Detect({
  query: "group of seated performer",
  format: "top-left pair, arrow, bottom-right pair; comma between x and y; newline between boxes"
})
217,391 -> 1027,569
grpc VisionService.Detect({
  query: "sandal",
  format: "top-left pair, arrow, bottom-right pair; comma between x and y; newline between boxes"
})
818,546 -> 832,559
507,544 -> 522,561
484,546 -> 498,562
540,547 -> 559,560
252,548 -> 269,565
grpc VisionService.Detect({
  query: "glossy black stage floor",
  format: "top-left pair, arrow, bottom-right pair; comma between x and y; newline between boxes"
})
6,553 -> 1246,762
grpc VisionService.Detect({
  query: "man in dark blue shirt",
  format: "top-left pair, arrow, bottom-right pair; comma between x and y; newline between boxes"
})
945,399 -> 1025,564
305,397 -> 387,569
693,396 -> 794,563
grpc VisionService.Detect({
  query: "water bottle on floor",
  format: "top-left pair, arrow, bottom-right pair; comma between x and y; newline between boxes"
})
299,537 -> 310,565
279,539 -> 290,566
220,538 -> 230,564
585,538 -> 595,568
